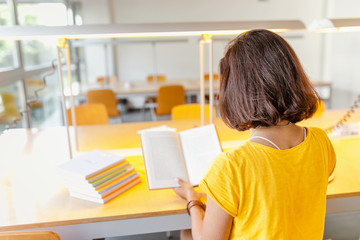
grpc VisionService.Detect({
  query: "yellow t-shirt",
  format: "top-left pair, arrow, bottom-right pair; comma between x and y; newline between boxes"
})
199,127 -> 336,240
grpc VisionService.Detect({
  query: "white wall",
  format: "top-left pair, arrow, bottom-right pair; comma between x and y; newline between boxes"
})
108,0 -> 325,83
74,0 -> 112,83
110,0 -> 320,24
74,0 -> 360,109
323,0 -> 360,109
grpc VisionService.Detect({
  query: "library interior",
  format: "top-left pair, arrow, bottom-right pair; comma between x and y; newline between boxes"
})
1,0 -> 360,240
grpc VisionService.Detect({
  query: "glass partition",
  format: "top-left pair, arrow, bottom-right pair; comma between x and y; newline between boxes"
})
25,73 -> 63,128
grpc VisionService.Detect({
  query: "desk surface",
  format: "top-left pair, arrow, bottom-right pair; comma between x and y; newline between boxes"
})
66,109 -> 357,151
0,109 -> 359,234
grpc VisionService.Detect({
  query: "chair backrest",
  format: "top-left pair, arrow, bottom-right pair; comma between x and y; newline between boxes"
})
86,89 -> 119,117
314,100 -> 325,117
147,75 -> 166,83
97,76 -> 118,85
156,85 -> 185,115
0,93 -> 21,123
0,231 -> 60,240
204,73 -> 219,81
66,103 -> 109,126
171,104 -> 216,121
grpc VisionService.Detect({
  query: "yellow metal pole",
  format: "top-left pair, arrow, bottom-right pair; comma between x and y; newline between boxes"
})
199,38 -> 205,126
200,34 -> 214,125
206,35 -> 214,124
57,38 -> 78,158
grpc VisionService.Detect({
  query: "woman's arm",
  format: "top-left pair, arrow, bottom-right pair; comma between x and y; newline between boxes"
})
173,178 -> 233,240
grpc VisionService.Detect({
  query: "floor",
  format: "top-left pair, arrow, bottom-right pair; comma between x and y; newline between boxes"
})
120,108 -> 172,123
104,212 -> 360,240
324,211 -> 360,240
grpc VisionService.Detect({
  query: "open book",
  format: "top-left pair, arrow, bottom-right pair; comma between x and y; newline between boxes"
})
139,124 -> 222,190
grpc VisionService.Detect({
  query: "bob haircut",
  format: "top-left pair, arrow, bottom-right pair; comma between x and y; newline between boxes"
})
219,29 -> 320,131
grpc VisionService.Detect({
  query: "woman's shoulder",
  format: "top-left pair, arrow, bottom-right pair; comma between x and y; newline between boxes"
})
307,126 -> 330,139
213,142 -> 255,168
307,126 -> 326,134
304,126 -> 334,150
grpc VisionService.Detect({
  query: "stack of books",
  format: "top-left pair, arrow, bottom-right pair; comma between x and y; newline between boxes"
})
57,149 -> 141,204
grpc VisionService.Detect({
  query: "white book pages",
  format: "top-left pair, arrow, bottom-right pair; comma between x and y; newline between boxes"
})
179,124 -> 222,186
140,130 -> 189,189
58,149 -> 125,180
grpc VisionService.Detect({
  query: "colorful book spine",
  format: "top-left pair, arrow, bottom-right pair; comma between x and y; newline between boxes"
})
70,175 -> 141,204
59,152 -> 141,204
64,164 -> 134,191
68,171 -> 139,197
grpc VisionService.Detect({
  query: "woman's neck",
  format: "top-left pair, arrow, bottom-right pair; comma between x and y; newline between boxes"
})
251,120 -> 292,135
250,121 -> 305,150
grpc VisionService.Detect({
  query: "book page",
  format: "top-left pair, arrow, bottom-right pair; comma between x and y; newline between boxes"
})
179,124 -> 222,186
57,150 -> 125,180
140,130 -> 189,189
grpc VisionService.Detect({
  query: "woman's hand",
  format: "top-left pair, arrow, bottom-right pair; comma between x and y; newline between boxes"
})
173,178 -> 204,201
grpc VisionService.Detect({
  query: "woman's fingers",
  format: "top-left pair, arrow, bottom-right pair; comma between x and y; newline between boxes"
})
173,178 -> 203,202
173,178 -> 191,200
175,177 -> 188,187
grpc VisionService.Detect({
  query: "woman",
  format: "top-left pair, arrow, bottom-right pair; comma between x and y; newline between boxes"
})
173,29 -> 336,240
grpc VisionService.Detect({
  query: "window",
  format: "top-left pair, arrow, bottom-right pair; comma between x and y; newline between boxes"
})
17,2 -> 67,68
0,1 -> 71,134
21,39 -> 58,68
0,40 -> 17,70
0,1 -> 11,25
17,2 -> 67,26
0,2 -> 17,70
25,73 -> 63,128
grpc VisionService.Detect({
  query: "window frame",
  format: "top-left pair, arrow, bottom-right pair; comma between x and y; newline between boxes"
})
0,0 -> 69,129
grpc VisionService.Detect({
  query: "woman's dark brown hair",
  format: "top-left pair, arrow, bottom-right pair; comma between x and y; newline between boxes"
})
219,29 -> 320,131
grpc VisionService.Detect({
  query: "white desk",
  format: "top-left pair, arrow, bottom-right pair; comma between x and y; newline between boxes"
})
1,110 -> 359,239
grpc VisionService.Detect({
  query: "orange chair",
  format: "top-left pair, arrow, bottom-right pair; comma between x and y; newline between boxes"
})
0,231 -> 60,240
314,99 -> 325,117
97,76 -> 118,85
146,75 -> 166,83
66,103 -> 109,126
146,85 -> 185,121
204,73 -> 219,81
156,85 -> 185,115
203,73 -> 220,104
86,89 -> 120,118
0,93 -> 21,124
144,75 -> 167,107
171,104 -> 216,121
25,79 -> 45,111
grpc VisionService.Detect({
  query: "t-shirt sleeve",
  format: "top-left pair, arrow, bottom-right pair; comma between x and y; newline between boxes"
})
313,127 -> 336,177
327,137 -> 336,176
199,152 -> 240,217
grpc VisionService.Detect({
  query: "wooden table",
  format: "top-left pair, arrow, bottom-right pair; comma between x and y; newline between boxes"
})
0,110 -> 359,239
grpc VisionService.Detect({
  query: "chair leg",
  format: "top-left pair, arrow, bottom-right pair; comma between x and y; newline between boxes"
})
142,105 -> 148,121
166,231 -> 173,239
150,107 -> 157,121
